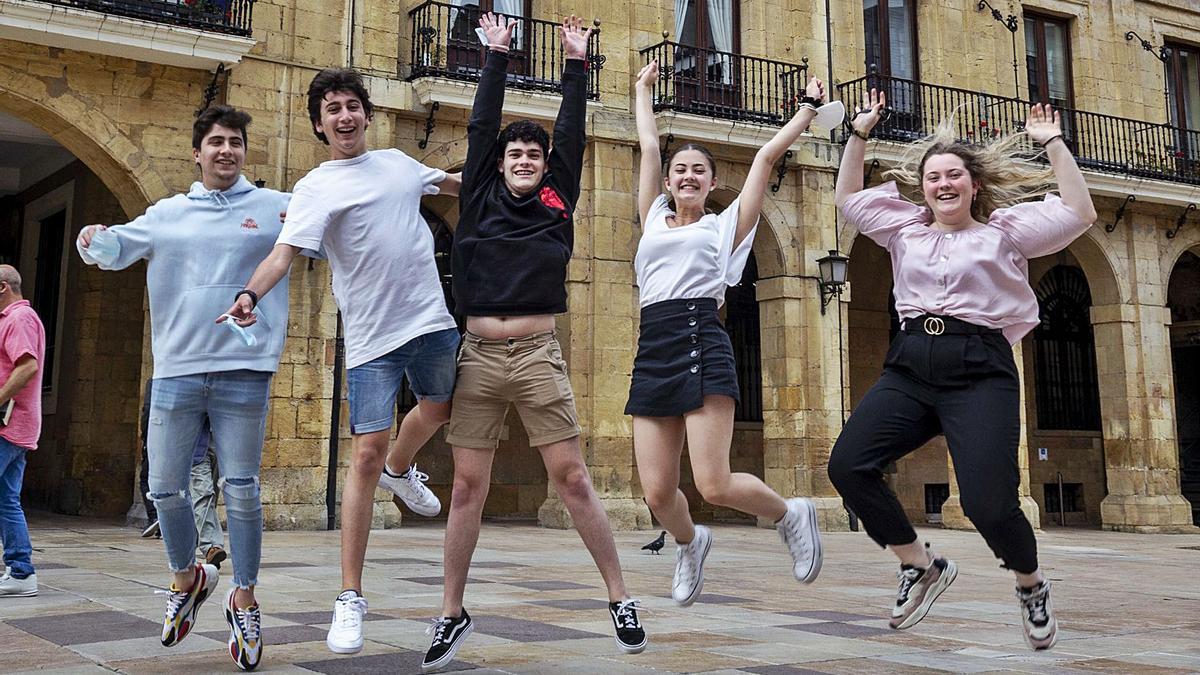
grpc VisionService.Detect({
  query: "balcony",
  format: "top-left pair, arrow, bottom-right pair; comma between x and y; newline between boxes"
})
838,73 -> 1200,188
0,0 -> 257,68
407,0 -> 603,100
638,39 -> 809,127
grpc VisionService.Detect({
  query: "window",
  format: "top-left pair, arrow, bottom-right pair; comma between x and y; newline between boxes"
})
1024,13 -> 1074,142
924,483 -> 950,523
864,0 -> 919,136
1043,482 -> 1084,513
446,0 -> 533,76
672,0 -> 739,98
1033,266 -> 1100,431
1166,42 -> 1200,162
20,182 -> 73,415
726,252 -> 761,422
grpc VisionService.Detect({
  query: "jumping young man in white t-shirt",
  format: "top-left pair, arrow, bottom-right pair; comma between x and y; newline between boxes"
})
222,69 -> 461,655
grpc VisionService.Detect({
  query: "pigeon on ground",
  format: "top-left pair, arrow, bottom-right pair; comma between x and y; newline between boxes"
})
641,530 -> 667,555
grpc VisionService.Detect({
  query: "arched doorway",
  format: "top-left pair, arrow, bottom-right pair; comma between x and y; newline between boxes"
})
1167,249 -> 1200,525
0,109 -> 146,517
1026,261 -> 1104,527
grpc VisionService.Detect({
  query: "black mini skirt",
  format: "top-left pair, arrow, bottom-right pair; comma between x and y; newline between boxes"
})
625,297 -> 740,417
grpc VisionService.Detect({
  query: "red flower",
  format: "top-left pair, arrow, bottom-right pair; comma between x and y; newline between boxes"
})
540,186 -> 567,213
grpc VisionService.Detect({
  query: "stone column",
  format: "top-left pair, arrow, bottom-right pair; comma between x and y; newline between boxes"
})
942,341 -> 1040,530
1093,302 -> 1196,531
539,140 -> 651,530
757,276 -> 849,532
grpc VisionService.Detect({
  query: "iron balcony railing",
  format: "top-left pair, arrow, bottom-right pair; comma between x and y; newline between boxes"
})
407,1 -> 603,100
838,73 -> 1200,186
38,0 -> 254,36
638,40 -> 808,126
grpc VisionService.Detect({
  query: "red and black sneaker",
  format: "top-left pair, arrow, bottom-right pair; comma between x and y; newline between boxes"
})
160,563 -> 219,647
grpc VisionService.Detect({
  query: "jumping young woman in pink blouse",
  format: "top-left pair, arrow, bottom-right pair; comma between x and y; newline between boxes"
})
830,90 -> 1097,651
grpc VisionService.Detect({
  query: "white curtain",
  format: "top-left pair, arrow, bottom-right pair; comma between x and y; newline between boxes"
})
673,0 -> 688,42
447,0 -> 473,37
493,0 -> 525,50
706,0 -> 734,84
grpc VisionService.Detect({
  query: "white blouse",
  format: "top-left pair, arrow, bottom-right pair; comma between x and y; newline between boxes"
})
634,194 -> 758,308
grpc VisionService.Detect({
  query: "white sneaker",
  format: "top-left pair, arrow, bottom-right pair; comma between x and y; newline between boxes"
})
776,497 -> 823,583
327,590 -> 368,654
671,525 -> 711,606
1017,580 -> 1058,650
0,572 -> 37,597
379,464 -> 441,517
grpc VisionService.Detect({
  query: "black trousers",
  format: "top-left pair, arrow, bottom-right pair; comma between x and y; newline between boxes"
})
828,324 -> 1039,574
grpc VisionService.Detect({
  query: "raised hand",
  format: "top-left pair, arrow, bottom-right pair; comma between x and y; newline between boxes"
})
559,14 -> 593,61
636,59 -> 659,91
851,88 -> 887,136
804,76 -> 826,103
77,224 -> 107,248
479,12 -> 516,51
1024,103 -> 1062,145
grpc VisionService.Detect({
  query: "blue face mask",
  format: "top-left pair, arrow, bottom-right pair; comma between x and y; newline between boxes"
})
88,229 -> 120,266
221,315 -> 258,347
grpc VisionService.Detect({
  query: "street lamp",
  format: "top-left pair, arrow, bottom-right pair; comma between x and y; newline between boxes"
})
816,249 -> 850,315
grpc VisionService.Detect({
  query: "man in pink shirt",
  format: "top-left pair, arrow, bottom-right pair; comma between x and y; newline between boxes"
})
0,265 -> 46,597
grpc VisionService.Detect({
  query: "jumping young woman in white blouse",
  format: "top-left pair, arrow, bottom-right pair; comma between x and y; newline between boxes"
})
628,59 -> 829,607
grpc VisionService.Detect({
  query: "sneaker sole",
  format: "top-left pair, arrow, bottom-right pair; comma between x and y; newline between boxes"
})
421,622 -> 474,673
0,588 -> 37,597
402,499 -> 442,518
141,522 -> 160,538
893,559 -> 958,630
1023,620 -> 1058,651
795,499 -> 823,584
614,634 -> 647,655
326,636 -> 364,654
674,530 -> 711,607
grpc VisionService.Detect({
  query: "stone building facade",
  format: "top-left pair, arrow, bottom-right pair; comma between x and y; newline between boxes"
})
1,0 -> 1196,534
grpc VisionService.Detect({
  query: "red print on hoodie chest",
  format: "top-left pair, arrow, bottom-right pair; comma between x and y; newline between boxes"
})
539,186 -> 568,217
241,217 -> 259,230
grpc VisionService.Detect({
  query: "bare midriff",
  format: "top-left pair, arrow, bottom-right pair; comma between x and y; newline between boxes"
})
465,314 -> 556,339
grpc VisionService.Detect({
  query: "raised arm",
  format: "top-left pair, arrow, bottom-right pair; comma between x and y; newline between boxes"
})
834,88 -> 886,209
1024,103 -> 1098,224
735,77 -> 825,246
635,59 -> 663,226
548,15 -> 593,203
218,243 -> 302,327
462,13 -> 517,196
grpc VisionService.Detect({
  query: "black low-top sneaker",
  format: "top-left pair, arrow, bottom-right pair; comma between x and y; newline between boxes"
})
608,599 -> 647,654
422,608 -> 473,673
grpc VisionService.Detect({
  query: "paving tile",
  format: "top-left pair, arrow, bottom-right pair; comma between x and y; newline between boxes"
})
780,621 -> 893,638
474,614 -> 604,642
365,557 -> 438,565
8,609 -> 160,646
197,623 -> 328,645
781,610 -> 877,622
32,562 -> 75,570
503,580 -> 596,591
400,575 -> 491,585
259,561 -> 317,569
471,561 -> 528,569
296,650 -> 476,673
741,666 -> 836,675
526,598 -> 608,610
269,610 -> 393,625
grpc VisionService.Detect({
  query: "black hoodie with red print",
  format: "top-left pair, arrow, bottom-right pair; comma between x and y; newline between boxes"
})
451,49 -> 587,317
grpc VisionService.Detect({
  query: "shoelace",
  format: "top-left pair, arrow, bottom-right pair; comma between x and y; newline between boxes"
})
155,588 -> 191,617
405,466 -> 432,488
895,567 -> 924,605
1018,586 -> 1050,625
612,599 -> 644,629
778,513 -> 810,554
334,596 -> 367,629
425,617 -> 452,644
674,545 -> 698,586
234,605 -> 262,643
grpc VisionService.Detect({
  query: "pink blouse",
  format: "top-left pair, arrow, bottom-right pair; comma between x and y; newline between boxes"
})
840,182 -> 1092,344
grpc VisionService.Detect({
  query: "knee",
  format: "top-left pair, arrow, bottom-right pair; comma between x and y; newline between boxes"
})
220,476 -> 262,515
147,487 -> 190,511
827,446 -> 862,493
351,440 -> 388,472
695,475 -> 733,508
450,475 -> 488,510
643,485 -> 677,514
553,466 -> 594,504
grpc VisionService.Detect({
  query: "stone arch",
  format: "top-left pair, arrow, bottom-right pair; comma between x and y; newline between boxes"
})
0,66 -> 167,217
1066,227 -> 1123,306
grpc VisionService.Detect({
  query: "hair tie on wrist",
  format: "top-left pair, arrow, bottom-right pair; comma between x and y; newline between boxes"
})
235,289 -> 258,309
1037,134 -> 1065,148
851,128 -> 870,141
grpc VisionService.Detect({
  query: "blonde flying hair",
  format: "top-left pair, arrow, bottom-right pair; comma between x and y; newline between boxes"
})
882,112 -> 1057,220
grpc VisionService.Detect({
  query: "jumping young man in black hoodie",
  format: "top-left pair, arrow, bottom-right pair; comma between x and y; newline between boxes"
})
421,13 -> 645,673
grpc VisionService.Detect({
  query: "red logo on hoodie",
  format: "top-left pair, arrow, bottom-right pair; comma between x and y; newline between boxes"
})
241,218 -> 259,230
539,186 -> 568,217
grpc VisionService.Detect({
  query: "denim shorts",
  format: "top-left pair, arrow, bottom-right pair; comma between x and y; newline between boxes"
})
346,327 -> 460,434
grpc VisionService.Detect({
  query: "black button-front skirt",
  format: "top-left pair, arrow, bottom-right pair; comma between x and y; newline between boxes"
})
625,297 -> 740,417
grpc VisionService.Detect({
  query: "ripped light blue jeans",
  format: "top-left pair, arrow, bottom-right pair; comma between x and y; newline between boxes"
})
147,370 -> 271,588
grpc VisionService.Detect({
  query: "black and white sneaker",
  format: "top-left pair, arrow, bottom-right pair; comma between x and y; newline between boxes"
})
608,599 -> 647,654
421,608 -> 473,673
1016,580 -> 1057,650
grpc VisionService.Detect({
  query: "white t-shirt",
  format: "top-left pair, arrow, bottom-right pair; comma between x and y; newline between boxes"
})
633,194 -> 758,308
277,149 -> 457,369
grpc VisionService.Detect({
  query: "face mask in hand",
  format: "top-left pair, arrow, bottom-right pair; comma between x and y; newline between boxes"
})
87,229 -> 120,266
220,315 -> 258,347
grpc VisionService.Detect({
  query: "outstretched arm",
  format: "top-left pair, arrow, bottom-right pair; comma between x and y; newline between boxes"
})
634,59 -> 662,226
735,77 -> 826,247
548,15 -> 593,203
462,13 -> 517,196
1025,103 -> 1097,224
217,243 -> 302,327
834,88 -> 886,209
